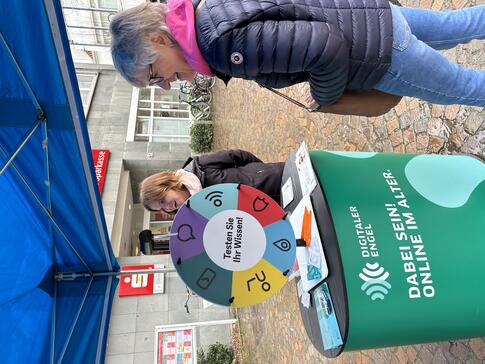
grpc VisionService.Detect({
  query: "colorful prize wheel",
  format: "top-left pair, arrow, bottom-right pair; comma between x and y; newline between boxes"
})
169,183 -> 296,307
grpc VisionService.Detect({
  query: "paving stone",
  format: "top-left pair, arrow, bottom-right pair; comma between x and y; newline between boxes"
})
395,347 -> 408,364
432,0 -> 445,10
406,345 -> 418,363
415,118 -> 429,134
382,140 -> 394,152
432,348 -> 450,364
450,341 -> 472,362
465,359 -> 484,364
438,341 -> 456,363
389,353 -> 401,364
394,143 -> 406,153
415,134 -> 430,151
469,338 -> 485,360
398,111 -> 414,129
390,129 -> 404,147
444,104 -> 462,120
428,118 -> 445,137
464,112 -> 484,134
403,127 -> 416,145
428,136 -> 446,152
394,98 -> 409,116
449,125 -> 466,150
343,353 -> 356,364
462,130 -> 485,154
375,125 -> 388,140
431,104 -> 446,118
405,141 -> 418,153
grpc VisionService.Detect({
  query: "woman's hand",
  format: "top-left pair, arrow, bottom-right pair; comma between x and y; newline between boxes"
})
304,84 -> 320,110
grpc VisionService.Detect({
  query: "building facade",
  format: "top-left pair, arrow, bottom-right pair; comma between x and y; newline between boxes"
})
79,60 -> 232,364
65,1 -> 232,362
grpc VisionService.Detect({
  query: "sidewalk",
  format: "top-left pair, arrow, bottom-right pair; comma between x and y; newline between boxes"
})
210,0 -> 485,361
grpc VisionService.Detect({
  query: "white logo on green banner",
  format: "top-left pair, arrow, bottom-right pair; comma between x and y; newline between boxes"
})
359,262 -> 392,300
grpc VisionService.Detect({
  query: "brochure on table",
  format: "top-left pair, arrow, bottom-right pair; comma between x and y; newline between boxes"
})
281,177 -> 294,208
295,141 -> 317,197
289,195 -> 329,293
313,283 -> 343,350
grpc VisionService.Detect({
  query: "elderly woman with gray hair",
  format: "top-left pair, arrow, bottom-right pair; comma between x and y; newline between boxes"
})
110,0 -> 485,110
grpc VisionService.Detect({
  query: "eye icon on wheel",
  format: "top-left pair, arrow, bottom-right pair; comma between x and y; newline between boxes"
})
273,239 -> 291,252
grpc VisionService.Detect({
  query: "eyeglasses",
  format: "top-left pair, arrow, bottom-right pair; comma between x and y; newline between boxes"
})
148,64 -> 164,86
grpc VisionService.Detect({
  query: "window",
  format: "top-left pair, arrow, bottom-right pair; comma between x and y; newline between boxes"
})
127,83 -> 191,143
76,71 -> 99,117
61,0 -> 119,65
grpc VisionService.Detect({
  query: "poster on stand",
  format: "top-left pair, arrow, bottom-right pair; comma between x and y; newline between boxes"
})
154,326 -> 196,364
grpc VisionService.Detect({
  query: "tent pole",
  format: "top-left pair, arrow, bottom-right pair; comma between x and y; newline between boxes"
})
56,268 -> 177,280
0,31 -> 43,114
42,119 -> 53,214
57,276 -> 94,364
41,118 -> 57,290
50,280 -> 58,364
95,276 -> 113,364
0,118 -> 42,176
97,268 -> 177,276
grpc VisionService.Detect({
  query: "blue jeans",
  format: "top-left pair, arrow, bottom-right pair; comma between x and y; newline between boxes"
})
374,5 -> 485,106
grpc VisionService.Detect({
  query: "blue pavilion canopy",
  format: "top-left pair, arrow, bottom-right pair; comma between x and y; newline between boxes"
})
0,1 -> 119,363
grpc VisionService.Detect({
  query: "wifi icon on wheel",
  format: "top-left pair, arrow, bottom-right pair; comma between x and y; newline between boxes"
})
359,262 -> 392,300
205,191 -> 223,207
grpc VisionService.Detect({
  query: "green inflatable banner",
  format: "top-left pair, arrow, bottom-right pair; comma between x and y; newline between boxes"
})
310,151 -> 485,350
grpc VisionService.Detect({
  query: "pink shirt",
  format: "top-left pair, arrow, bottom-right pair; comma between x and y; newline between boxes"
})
166,0 -> 213,76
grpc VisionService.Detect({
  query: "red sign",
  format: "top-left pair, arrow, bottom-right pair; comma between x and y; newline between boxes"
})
119,264 -> 165,297
92,149 -> 109,195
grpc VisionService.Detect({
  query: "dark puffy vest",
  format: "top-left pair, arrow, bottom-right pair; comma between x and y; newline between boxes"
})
195,0 -> 393,105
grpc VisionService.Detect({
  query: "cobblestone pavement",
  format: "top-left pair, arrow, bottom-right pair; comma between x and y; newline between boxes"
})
211,0 -> 485,362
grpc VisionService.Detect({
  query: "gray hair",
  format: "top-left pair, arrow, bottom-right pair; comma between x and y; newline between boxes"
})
110,3 -> 174,87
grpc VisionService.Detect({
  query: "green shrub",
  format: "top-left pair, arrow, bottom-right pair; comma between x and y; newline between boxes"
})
189,122 -> 213,154
197,342 -> 233,364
